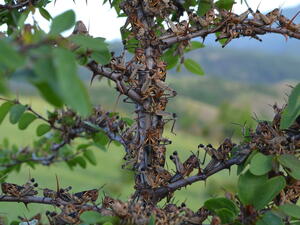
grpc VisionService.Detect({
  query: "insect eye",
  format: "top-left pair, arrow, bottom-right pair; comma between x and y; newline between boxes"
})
30,178 -> 35,182
69,212 -> 77,218
34,183 -> 38,187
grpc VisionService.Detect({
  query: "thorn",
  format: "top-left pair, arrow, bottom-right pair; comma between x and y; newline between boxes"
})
90,72 -> 98,86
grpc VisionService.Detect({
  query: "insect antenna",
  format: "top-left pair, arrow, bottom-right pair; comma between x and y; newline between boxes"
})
256,0 -> 263,12
288,10 -> 300,26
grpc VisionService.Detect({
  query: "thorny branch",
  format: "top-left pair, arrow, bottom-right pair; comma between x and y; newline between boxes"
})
86,61 -> 143,104
0,0 -> 31,10
0,98 -> 131,169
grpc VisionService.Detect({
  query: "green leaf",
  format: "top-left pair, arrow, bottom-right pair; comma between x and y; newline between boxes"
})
162,47 -> 179,70
74,156 -> 87,168
254,176 -> 286,210
91,50 -> 112,65
80,211 -> 103,224
38,7 -> 52,21
18,113 -> 37,130
0,39 -> 25,70
249,152 -> 273,176
33,56 -> 64,107
69,35 -> 107,51
280,83 -> 300,129
204,197 -> 238,215
0,101 -> 14,125
184,58 -> 205,76
239,172 -> 285,210
17,10 -> 30,30
279,204 -> 300,219
148,215 -> 155,225
215,0 -> 235,10
238,170 -> 268,206
215,208 -> 236,224
82,121 -> 101,131
33,82 -> 64,107
198,0 -> 213,16
49,10 -> 75,35
215,32 -> 228,46
83,150 -> 97,166
93,132 -> 109,149
9,104 -> 26,124
278,154 -> 300,180
122,117 -> 134,126
52,47 -> 92,116
36,124 -> 51,136
237,150 -> 258,175
204,197 -> 238,223
80,211 -> 119,224
185,41 -> 205,53
256,211 -> 284,225
103,222 -> 113,225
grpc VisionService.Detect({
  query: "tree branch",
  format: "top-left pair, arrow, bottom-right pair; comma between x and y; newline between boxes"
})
152,145 -> 251,201
0,195 -> 102,212
161,14 -> 300,49
86,61 -> 142,104
0,1 -> 30,10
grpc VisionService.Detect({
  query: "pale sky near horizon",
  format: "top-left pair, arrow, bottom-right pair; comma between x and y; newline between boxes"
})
1,0 -> 300,40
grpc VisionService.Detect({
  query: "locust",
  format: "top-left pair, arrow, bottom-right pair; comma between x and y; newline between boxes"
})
1,178 -> 38,198
46,204 -> 81,225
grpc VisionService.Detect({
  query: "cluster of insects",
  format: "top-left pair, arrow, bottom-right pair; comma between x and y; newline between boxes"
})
86,0 -> 300,195
161,3 -> 300,51
1,175 -> 102,225
247,104 -> 300,155
102,196 -> 210,225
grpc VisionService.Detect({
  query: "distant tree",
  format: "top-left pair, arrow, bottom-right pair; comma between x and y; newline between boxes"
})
0,0 -> 299,224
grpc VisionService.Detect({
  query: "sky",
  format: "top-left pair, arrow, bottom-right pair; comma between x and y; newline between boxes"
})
1,0 -> 300,40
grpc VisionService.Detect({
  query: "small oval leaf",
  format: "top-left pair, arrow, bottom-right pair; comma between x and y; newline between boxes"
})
49,10 -> 75,35
279,204 -> 300,219
36,124 -> 51,136
0,39 -> 25,70
238,170 -> 268,206
83,150 -> 97,166
9,104 -> 26,124
280,83 -> 300,129
256,211 -> 284,225
38,7 -> 52,21
249,152 -> 273,176
52,47 -> 92,116
184,58 -> 205,76
0,101 -> 14,125
253,176 -> 286,210
278,154 -> 300,180
18,113 -> 37,130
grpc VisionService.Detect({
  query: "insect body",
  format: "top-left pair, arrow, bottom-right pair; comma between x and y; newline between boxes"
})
1,178 -> 38,198
46,204 -> 81,225
73,189 -> 99,204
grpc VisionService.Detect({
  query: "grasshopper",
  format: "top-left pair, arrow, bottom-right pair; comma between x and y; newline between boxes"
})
1,178 -> 38,198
